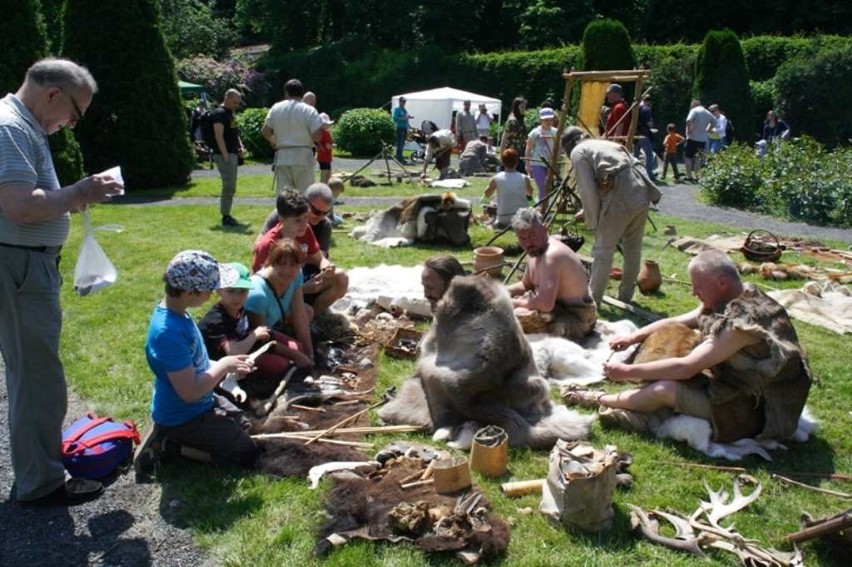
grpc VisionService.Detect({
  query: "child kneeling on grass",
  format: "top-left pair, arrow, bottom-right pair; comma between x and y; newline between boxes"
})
198,261 -> 303,395
136,250 -> 258,475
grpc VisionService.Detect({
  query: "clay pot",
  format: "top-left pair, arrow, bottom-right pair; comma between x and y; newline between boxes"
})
473,246 -> 504,277
637,260 -> 662,294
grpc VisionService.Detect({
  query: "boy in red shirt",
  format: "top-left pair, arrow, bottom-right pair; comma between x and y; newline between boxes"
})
316,113 -> 334,184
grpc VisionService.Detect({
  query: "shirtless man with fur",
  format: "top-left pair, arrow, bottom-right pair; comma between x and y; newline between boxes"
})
507,208 -> 597,340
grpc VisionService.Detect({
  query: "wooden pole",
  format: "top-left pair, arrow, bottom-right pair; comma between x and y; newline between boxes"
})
501,479 -> 546,497
782,510 -> 852,544
543,72 -> 575,211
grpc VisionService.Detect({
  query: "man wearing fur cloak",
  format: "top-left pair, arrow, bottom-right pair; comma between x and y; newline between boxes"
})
566,250 -> 812,443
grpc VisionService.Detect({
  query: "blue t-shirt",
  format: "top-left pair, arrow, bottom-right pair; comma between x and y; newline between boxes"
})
393,106 -> 410,130
245,272 -> 303,328
145,303 -> 214,426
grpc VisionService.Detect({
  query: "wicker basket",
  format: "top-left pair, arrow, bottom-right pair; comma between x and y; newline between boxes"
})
383,327 -> 423,360
741,229 -> 783,262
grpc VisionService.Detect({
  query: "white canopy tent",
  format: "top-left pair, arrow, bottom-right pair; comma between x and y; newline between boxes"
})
391,87 -> 502,131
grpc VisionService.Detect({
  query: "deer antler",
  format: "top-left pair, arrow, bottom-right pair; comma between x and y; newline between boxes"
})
628,505 -> 707,558
692,475 -> 763,533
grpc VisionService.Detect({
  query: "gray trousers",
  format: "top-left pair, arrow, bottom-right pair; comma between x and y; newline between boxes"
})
214,153 -> 239,216
0,248 -> 68,500
274,164 -> 315,195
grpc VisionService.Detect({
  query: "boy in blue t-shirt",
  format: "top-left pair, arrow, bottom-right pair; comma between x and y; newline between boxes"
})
136,250 -> 258,474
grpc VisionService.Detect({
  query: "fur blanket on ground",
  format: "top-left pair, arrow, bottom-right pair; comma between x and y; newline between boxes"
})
769,280 -> 852,334
349,194 -> 471,248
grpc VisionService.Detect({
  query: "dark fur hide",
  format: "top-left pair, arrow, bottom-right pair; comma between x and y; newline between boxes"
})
379,276 -> 591,448
315,459 -> 510,557
255,438 -> 368,478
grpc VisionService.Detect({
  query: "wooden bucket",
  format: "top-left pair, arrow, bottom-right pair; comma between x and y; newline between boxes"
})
469,426 -> 508,477
433,456 -> 472,494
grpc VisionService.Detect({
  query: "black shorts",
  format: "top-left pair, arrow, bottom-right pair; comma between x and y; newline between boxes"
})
302,264 -> 320,305
435,148 -> 452,170
318,161 -> 331,171
684,139 -> 706,158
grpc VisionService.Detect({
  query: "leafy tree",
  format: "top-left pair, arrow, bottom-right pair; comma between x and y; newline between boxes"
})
159,0 -> 236,59
579,19 -> 637,103
775,46 -> 852,149
0,0 -> 86,185
518,0 -> 595,50
694,30 -> 753,149
62,0 -> 195,189
579,19 -> 636,71
0,0 -> 48,93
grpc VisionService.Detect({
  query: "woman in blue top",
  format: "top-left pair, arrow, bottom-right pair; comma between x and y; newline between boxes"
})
246,238 -> 314,368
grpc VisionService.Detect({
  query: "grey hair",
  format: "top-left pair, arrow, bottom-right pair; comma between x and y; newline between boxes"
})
304,182 -> 333,204
26,58 -> 97,94
224,88 -> 242,100
688,250 -> 740,281
510,207 -> 543,231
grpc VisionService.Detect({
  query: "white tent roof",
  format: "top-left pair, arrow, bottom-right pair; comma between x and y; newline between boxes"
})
391,86 -> 502,131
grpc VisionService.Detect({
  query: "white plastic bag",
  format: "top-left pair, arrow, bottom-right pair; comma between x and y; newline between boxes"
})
73,208 -> 122,296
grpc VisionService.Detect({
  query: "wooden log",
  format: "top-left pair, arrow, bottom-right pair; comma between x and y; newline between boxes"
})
782,510 -> 852,544
400,478 -> 435,490
601,296 -> 662,322
501,479 -> 545,497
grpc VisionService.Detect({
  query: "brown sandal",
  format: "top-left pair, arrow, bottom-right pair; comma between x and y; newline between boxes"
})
561,385 -> 606,408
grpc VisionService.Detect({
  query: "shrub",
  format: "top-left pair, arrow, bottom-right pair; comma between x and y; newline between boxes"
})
49,129 -> 86,186
701,137 -> 852,227
237,107 -> 273,161
694,30 -> 754,151
333,108 -> 395,157
775,45 -> 852,149
700,143 -> 765,210
175,56 -> 270,108
749,80 -> 776,141
62,0 -> 195,190
579,19 -> 637,103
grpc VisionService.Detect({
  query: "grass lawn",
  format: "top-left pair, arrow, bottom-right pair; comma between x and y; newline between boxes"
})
58,186 -> 851,566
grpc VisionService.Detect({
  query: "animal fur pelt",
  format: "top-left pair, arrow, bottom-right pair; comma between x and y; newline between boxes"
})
378,276 -> 592,449
315,458 -> 510,558
349,194 -> 471,248
255,438 -> 369,478
610,323 -> 819,460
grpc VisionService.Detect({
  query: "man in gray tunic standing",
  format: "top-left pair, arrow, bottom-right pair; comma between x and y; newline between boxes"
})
0,58 -> 123,505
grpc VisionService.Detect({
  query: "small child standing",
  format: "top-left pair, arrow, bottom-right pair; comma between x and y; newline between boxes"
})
316,113 -> 334,184
198,262 -> 303,395
327,175 -> 345,226
137,250 -> 258,474
662,123 -> 685,180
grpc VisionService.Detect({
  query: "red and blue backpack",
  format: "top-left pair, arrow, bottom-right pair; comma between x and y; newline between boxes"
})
62,413 -> 141,479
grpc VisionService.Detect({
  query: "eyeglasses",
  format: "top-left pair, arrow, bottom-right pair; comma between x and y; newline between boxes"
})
60,88 -> 84,122
309,203 -> 330,217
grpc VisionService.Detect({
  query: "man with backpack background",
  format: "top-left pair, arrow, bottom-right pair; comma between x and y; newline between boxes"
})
203,89 -> 246,227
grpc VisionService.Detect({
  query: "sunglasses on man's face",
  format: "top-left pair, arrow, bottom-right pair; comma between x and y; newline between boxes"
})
309,203 -> 330,217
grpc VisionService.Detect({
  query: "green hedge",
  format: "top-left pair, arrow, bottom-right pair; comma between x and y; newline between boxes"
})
259,34 -> 852,151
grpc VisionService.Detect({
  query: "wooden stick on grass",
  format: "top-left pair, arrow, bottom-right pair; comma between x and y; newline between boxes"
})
772,474 -> 852,498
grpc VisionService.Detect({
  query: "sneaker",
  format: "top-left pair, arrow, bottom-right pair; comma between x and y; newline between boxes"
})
560,385 -> 606,408
222,215 -> 240,227
598,407 -> 650,433
20,478 -> 104,507
331,214 -> 345,226
134,423 -> 164,477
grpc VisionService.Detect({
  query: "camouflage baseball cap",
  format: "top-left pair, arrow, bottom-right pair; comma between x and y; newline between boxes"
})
165,250 -> 238,291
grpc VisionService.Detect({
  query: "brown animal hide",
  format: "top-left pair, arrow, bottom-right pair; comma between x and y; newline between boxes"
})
315,459 -> 510,558
379,276 -> 592,448
631,323 -> 701,364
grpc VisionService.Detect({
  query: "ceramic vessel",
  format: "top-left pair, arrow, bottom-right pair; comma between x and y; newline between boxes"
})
637,260 -> 662,294
473,246 -> 504,277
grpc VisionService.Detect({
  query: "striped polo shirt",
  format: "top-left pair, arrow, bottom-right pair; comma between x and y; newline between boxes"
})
0,93 -> 67,246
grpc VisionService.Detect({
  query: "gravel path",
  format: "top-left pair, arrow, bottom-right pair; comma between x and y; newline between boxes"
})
0,360 -> 214,567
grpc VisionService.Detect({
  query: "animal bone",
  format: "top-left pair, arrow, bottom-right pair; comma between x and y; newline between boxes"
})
709,540 -> 804,567
628,505 -> 707,558
255,365 -> 298,417
692,476 -> 763,532
307,461 -> 380,489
